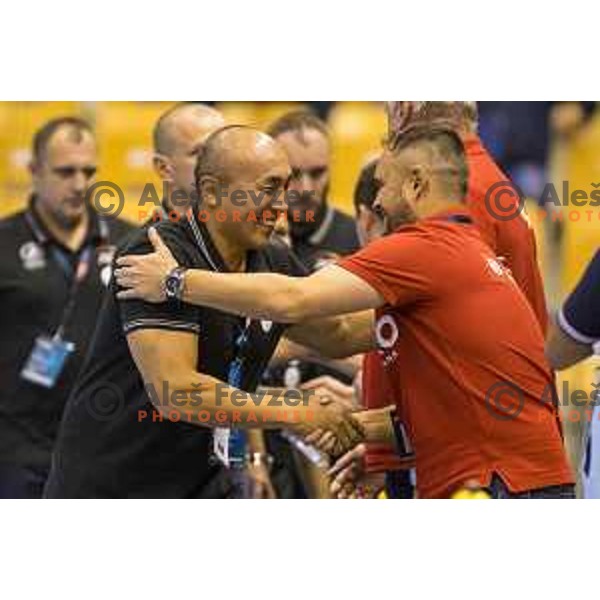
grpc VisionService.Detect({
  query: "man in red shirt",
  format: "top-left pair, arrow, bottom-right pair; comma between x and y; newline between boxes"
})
115,126 -> 574,498
351,102 -> 551,493
386,101 -> 548,333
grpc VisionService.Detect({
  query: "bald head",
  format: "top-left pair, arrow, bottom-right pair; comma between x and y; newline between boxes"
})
193,126 -> 291,252
153,102 -> 225,157
153,103 -> 225,206
195,125 -> 289,186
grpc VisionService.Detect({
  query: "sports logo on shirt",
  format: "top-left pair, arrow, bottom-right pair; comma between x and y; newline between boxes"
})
97,245 -> 116,288
260,319 -> 273,334
19,241 -> 46,271
486,257 -> 506,277
375,315 -> 400,349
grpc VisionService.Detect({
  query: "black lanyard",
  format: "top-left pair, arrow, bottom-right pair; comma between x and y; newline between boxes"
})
186,209 -> 253,385
25,209 -> 108,339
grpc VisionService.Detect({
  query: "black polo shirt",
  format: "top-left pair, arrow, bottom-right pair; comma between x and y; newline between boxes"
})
0,198 -> 135,472
290,203 -> 359,271
44,211 -> 305,498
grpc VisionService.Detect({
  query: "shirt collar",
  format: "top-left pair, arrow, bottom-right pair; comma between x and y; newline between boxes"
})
308,205 -> 336,246
461,133 -> 484,157
185,208 -> 264,274
26,195 -> 106,250
424,206 -> 473,224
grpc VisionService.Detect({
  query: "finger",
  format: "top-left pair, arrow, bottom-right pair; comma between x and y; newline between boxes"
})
301,376 -> 333,391
339,482 -> 356,500
304,429 -> 325,445
148,227 -> 171,256
116,289 -> 140,300
328,449 -> 358,477
321,435 -> 338,455
113,267 -> 135,281
331,419 -> 359,453
341,415 -> 366,446
115,256 -> 140,268
115,273 -> 137,289
316,431 -> 335,447
318,395 -> 333,406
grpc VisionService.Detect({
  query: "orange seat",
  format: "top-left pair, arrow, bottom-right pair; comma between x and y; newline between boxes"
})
216,102 -> 261,127
254,102 -> 306,130
95,101 -> 173,224
560,111 -> 600,295
0,101 -> 82,217
328,102 -> 386,213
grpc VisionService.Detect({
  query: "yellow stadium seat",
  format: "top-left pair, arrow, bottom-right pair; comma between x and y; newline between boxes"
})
561,111 -> 600,295
254,102 -> 306,130
95,101 -> 174,224
216,102 -> 261,127
0,101 -> 82,217
328,102 -> 386,213
217,101 -> 306,130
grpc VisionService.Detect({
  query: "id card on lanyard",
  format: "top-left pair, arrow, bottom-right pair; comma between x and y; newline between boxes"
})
187,208 -> 251,469
213,321 -> 251,469
20,212 -> 99,389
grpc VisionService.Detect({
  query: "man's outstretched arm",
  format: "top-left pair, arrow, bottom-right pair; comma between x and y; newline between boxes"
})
115,227 -> 386,323
127,328 -> 364,454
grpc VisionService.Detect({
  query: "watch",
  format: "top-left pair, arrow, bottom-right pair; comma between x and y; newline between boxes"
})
164,266 -> 187,301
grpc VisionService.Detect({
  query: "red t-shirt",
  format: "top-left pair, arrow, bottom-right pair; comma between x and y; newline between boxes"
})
463,134 -> 548,334
361,352 -> 415,473
340,212 -> 573,499
362,135 -> 549,475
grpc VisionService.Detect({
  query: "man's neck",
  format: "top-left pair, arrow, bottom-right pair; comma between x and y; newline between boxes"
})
34,200 -> 89,252
163,184 -> 191,216
204,219 -> 247,273
420,196 -> 466,220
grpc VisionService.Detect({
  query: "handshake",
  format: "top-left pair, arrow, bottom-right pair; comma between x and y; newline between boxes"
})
288,376 -> 364,460
284,376 -> 389,499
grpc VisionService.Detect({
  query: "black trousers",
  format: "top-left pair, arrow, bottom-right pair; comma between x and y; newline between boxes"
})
0,464 -> 48,499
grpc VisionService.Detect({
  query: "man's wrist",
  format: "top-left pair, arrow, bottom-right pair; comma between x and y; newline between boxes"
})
164,266 -> 187,302
354,407 -> 395,444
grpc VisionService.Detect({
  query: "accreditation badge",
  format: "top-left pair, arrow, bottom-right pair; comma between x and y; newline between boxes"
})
21,335 -> 75,388
97,244 -> 117,287
213,427 -> 231,467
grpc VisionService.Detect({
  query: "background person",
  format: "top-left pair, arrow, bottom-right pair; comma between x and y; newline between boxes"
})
0,117 -> 134,498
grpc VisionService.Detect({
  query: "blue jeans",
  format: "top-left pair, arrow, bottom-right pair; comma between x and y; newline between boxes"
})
489,475 -> 575,499
0,465 -> 48,499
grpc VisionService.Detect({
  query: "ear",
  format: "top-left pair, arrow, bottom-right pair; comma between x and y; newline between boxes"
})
198,175 -> 220,209
153,154 -> 174,181
29,159 -> 40,178
410,166 -> 428,202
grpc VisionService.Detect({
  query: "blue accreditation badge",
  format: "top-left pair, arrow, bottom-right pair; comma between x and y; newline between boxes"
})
213,324 -> 250,469
21,335 -> 75,388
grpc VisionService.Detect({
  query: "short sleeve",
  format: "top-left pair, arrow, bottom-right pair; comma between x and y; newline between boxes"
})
113,224 -> 202,336
266,239 -> 310,277
558,251 -> 600,344
337,229 -> 435,307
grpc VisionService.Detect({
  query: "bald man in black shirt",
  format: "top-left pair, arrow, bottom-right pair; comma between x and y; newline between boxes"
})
45,126 -> 364,498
